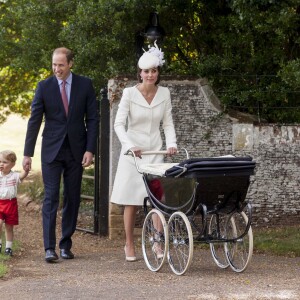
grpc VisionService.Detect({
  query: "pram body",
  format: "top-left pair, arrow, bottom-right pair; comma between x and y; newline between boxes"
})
129,149 -> 256,275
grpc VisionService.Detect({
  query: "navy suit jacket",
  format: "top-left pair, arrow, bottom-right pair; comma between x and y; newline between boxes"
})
24,73 -> 99,163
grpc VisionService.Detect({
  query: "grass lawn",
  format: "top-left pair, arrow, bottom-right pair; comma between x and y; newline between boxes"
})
0,114 -> 42,171
0,237 -> 19,278
254,225 -> 300,257
0,258 -> 8,277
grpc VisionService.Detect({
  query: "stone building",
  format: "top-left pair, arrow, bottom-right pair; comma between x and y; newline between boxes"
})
108,76 -> 300,238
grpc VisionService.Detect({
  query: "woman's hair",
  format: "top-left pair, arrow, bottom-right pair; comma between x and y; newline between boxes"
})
0,150 -> 17,163
137,66 -> 161,85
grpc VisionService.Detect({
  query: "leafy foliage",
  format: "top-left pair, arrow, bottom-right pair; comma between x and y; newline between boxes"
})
0,0 -> 299,122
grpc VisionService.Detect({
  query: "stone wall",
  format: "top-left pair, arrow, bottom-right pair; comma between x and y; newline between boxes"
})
108,76 -> 300,238
241,125 -> 300,226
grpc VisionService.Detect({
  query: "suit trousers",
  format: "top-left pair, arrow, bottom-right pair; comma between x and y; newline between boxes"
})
41,138 -> 83,251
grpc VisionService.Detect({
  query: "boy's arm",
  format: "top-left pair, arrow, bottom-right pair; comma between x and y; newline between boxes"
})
19,169 -> 29,181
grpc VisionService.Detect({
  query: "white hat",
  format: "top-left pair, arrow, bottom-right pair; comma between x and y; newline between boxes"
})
138,41 -> 165,69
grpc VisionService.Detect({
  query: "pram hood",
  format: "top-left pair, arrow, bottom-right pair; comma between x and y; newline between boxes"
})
138,155 -> 255,178
165,156 -> 256,177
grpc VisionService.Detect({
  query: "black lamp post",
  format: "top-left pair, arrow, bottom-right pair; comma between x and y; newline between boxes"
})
135,12 -> 166,61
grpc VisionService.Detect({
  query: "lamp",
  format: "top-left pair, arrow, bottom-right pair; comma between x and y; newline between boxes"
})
135,12 -> 166,61
144,12 -> 165,43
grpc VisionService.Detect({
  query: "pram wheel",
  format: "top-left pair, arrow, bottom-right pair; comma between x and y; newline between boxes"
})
168,211 -> 193,276
142,209 -> 168,272
209,214 -> 230,269
225,211 -> 253,272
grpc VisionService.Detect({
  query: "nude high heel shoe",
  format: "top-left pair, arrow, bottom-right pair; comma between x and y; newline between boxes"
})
124,246 -> 137,262
152,243 -> 164,259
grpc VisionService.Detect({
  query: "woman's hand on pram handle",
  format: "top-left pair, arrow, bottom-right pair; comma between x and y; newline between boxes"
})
127,147 -> 142,158
167,147 -> 177,156
125,148 -> 183,160
125,149 -> 168,157
125,148 -> 180,157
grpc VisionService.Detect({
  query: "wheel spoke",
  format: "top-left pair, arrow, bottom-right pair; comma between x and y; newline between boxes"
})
225,211 -> 253,272
209,214 -> 230,269
142,209 -> 168,272
168,212 -> 193,275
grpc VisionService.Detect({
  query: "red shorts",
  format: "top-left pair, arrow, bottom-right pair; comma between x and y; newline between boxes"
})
0,198 -> 19,225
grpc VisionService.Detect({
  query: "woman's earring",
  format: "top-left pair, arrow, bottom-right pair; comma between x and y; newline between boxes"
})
140,77 -> 143,81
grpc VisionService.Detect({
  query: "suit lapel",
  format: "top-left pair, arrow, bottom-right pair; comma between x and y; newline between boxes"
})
50,76 -> 67,117
131,86 -> 164,108
149,86 -> 165,107
68,73 -> 78,116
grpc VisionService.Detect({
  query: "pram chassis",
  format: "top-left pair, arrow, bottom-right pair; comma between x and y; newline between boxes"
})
127,149 -> 255,275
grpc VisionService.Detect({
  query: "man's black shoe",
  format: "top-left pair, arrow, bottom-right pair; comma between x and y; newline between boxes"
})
60,249 -> 74,259
4,248 -> 13,256
45,249 -> 59,262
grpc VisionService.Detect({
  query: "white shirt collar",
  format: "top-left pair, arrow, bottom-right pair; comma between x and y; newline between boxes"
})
58,72 -> 73,85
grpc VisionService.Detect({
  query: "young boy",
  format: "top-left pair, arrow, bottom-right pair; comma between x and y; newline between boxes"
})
0,150 -> 29,255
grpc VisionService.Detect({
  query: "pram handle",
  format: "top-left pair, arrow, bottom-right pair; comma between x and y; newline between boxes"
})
125,148 -> 189,157
125,148 -> 189,174
141,149 -> 190,158
141,150 -> 168,155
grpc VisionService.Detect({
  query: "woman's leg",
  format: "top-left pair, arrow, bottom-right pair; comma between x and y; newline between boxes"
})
152,213 -> 164,257
152,213 -> 163,233
124,205 -> 137,257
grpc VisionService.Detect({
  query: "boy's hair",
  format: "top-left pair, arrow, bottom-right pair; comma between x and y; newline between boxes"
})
0,150 -> 17,163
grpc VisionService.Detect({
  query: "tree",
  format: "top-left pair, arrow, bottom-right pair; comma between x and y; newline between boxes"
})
0,0 -> 68,121
0,0 -> 299,123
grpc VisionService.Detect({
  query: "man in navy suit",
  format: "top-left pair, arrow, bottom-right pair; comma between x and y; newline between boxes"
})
23,47 -> 98,262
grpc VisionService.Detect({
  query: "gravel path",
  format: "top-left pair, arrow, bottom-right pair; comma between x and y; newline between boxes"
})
0,201 -> 299,300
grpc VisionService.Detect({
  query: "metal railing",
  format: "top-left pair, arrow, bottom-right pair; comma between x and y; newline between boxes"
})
76,87 -> 109,236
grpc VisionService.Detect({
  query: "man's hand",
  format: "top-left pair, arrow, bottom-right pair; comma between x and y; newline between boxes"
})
82,151 -> 94,168
22,156 -> 32,172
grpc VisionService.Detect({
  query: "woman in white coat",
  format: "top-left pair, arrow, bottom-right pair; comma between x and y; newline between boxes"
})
110,43 -> 177,261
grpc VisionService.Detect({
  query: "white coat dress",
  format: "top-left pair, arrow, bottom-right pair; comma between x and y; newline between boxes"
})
110,85 -> 177,206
